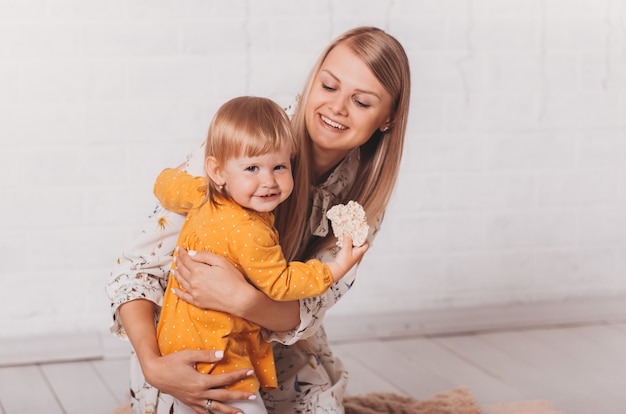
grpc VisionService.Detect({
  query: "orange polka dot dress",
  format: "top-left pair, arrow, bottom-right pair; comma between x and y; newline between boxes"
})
154,169 -> 334,392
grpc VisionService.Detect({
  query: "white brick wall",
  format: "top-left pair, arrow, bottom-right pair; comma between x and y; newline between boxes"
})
1,0 -> 625,339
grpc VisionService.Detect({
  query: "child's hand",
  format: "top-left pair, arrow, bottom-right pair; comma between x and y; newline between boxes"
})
329,234 -> 370,281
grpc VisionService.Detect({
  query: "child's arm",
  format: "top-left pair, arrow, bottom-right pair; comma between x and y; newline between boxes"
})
232,223 -> 368,301
153,168 -> 206,214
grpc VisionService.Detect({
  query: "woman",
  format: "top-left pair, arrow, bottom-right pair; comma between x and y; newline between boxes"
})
107,26 -> 411,414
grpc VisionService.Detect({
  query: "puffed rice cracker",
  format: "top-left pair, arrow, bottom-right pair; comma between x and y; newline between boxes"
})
326,201 -> 370,248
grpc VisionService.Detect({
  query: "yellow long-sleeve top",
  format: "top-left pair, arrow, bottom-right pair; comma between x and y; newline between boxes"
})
154,168 -> 334,392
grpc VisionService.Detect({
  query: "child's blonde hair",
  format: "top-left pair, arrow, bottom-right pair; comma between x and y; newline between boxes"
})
204,96 -> 298,206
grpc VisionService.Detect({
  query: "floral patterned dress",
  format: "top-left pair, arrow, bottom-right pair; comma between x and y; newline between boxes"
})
106,144 -> 379,414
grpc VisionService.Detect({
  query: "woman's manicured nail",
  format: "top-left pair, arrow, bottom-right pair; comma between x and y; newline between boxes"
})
215,350 -> 224,358
188,250 -> 197,256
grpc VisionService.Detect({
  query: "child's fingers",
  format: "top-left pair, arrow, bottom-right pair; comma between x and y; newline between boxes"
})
342,234 -> 354,246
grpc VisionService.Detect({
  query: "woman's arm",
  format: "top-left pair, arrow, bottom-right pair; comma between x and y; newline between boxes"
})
173,245 -> 366,345
119,299 -> 255,414
106,144 -> 206,338
267,216 -> 383,344
105,205 -> 184,338
173,248 -> 301,332
256,249 -> 362,346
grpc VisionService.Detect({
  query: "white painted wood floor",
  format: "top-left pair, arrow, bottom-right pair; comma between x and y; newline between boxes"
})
1,322 -> 625,414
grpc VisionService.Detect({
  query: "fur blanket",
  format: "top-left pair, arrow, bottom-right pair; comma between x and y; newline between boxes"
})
344,388 -> 482,414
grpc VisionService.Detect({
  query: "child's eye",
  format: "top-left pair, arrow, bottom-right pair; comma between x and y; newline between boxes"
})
274,165 -> 288,171
245,166 -> 259,172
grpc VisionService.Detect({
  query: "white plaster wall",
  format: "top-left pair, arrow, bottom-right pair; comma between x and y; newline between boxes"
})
0,0 -> 625,339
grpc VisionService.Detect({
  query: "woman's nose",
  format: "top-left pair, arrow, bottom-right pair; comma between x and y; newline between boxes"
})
329,93 -> 348,115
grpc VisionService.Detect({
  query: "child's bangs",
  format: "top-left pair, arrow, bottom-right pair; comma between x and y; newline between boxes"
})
207,96 -> 298,161
240,126 -> 291,158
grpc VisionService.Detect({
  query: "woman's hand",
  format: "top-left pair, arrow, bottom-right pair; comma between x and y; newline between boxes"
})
172,248 -> 253,314
173,247 -> 301,332
119,300 -> 256,414
142,349 -> 256,414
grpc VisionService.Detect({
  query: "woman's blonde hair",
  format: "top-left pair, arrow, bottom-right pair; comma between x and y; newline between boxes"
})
204,96 -> 298,206
275,26 -> 411,261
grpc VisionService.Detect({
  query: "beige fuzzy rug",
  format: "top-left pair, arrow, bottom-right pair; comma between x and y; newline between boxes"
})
344,388 -> 562,414
345,387 -> 482,414
114,388 -> 562,413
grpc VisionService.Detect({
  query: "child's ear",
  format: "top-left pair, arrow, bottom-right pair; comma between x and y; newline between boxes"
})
205,156 -> 225,186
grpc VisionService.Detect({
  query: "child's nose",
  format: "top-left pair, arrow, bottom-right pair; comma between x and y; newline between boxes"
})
261,171 -> 277,186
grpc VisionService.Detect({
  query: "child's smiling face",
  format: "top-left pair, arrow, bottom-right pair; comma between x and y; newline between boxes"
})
214,148 -> 294,213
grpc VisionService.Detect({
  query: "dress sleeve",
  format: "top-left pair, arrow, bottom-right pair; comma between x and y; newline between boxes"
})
105,144 -> 206,339
264,215 -> 382,345
153,169 -> 207,214
231,221 -> 334,301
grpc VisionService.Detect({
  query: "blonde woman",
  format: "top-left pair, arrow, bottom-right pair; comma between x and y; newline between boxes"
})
107,26 -> 411,414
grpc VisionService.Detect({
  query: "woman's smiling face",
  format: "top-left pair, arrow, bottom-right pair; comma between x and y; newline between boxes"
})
305,43 -> 393,166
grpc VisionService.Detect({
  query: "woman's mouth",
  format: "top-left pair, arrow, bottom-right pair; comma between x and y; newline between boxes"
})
320,115 -> 347,130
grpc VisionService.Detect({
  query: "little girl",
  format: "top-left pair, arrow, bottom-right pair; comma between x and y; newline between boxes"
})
153,96 -> 369,414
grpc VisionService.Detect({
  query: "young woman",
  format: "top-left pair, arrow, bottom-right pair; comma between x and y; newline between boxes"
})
106,26 -> 411,414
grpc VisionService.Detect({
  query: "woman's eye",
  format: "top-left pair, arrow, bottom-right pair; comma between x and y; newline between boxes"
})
322,83 -> 336,91
354,98 -> 370,108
